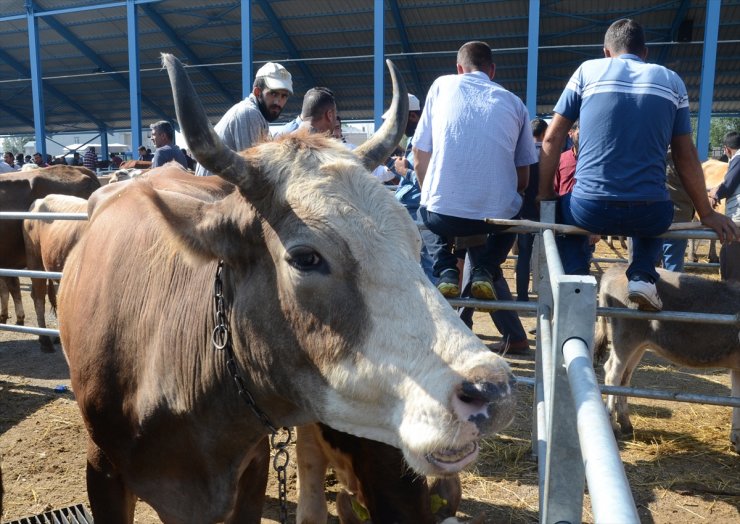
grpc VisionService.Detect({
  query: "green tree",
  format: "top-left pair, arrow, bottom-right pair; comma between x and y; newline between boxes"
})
1,135 -> 33,155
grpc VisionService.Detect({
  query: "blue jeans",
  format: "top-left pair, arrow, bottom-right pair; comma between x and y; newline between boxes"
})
515,233 -> 535,301
420,207 -> 516,281
407,206 -> 439,284
458,250 -> 527,344
558,193 -> 674,281
660,239 -> 687,272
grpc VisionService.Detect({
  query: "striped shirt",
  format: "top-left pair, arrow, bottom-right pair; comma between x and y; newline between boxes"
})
554,54 -> 691,201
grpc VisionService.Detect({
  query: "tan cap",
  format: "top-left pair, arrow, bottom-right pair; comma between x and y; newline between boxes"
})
255,62 -> 293,94
382,93 -> 420,119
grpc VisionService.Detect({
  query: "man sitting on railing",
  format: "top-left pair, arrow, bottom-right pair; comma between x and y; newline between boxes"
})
539,18 -> 738,311
413,41 -> 538,299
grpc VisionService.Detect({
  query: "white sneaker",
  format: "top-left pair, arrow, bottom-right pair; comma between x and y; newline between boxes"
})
627,279 -> 663,311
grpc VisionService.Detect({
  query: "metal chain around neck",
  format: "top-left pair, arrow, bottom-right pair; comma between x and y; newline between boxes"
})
212,260 -> 292,524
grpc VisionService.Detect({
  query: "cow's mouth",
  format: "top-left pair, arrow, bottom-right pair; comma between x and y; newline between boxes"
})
425,441 -> 478,471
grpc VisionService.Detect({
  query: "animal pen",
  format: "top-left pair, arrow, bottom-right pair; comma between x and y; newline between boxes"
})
0,202 -> 738,523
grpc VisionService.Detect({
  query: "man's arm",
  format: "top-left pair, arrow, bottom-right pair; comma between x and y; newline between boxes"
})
671,133 -> 740,243
538,113 -> 573,202
412,147 -> 431,188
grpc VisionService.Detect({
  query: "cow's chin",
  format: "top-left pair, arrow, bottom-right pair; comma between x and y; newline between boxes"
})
425,441 -> 480,472
404,441 -> 480,476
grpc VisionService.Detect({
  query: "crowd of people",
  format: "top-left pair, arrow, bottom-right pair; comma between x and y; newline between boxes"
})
4,19 -> 737,354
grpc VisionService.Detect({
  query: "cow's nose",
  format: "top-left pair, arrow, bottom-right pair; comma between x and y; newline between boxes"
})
452,375 -> 516,429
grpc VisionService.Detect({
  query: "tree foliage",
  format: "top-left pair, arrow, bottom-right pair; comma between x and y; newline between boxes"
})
1,136 -> 33,155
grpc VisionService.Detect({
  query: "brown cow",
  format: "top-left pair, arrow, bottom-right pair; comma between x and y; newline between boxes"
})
0,277 -> 24,325
595,265 -> 739,452
688,159 -> 729,262
22,195 -> 89,351
57,55 -> 516,522
0,165 -> 100,330
297,423 -> 462,523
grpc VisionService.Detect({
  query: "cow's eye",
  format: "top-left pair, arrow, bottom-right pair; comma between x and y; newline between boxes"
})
287,248 -> 324,271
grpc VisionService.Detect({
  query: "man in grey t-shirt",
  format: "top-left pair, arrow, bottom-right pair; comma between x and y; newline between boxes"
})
196,62 -> 293,176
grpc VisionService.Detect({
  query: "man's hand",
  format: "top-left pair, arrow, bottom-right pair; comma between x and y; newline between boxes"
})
700,209 -> 740,244
393,156 -> 409,177
707,186 -> 721,208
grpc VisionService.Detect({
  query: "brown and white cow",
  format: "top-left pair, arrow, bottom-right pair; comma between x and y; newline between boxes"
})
688,159 -> 729,263
595,265 -> 739,452
57,55 -> 517,522
297,423 -> 462,523
0,165 -> 100,328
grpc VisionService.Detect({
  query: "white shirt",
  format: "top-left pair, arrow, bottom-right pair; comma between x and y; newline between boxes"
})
413,71 -> 537,220
0,161 -> 15,173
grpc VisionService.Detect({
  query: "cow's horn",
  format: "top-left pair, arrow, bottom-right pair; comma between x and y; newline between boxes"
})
354,59 -> 409,172
162,53 -> 258,190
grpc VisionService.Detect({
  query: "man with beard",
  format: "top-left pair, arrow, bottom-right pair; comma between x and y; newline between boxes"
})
196,62 -> 292,176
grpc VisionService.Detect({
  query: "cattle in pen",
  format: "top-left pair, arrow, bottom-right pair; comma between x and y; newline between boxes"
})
297,423 -> 462,523
595,265 -> 739,452
0,165 -> 100,329
57,54 -> 517,522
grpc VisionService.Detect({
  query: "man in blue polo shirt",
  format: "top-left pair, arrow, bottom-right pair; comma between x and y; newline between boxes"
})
539,18 -> 738,311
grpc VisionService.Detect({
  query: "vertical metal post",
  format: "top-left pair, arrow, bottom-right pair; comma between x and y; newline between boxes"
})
373,0 -> 385,130
127,0 -> 142,154
696,0 -> 721,160
26,0 -> 46,158
100,129 -> 109,164
526,0 -> 540,118
241,0 -> 253,100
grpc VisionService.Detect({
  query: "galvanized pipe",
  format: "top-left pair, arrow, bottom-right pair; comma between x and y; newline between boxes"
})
0,269 -> 63,280
0,212 -> 88,220
563,337 -> 640,524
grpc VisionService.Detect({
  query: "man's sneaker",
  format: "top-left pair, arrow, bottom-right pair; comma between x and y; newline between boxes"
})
436,269 -> 460,298
627,278 -> 663,311
471,267 -> 497,300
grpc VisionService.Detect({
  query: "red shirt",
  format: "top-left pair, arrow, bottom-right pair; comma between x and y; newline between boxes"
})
554,148 -> 577,196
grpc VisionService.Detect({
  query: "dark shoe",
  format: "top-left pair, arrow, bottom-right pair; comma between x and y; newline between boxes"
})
471,267 -> 496,300
436,269 -> 460,298
490,339 -> 530,355
627,277 -> 662,311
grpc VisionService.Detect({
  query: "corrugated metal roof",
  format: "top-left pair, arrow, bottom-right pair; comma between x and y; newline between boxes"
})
0,0 -> 739,137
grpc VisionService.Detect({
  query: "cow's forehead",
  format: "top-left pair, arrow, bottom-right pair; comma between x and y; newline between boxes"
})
249,137 -> 419,254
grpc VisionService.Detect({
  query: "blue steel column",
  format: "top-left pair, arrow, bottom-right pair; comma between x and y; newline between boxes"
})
26,1 -> 46,158
373,0 -> 384,130
100,129 -> 109,164
127,0 -> 142,154
241,0 -> 252,99
696,0 -> 721,160
526,0 -> 540,118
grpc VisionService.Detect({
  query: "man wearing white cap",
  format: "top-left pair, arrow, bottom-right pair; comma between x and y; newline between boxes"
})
196,62 -> 293,176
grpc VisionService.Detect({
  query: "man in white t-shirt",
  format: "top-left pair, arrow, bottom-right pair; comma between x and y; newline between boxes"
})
413,40 -> 537,299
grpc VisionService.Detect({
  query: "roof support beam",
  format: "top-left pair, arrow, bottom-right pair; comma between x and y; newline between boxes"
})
41,14 -> 170,126
657,0 -> 691,65
696,0 -> 721,160
127,0 -> 142,153
386,0 -> 423,97
526,0 -> 541,118
0,100 -> 35,128
141,3 -> 235,102
374,0 -> 384,129
254,0 -> 317,89
241,0 -> 253,100
26,0 -> 46,157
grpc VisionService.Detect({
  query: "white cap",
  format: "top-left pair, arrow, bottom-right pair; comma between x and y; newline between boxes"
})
382,93 -> 420,119
255,62 -> 293,94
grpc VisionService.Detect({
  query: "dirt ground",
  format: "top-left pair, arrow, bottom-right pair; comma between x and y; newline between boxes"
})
0,242 -> 738,523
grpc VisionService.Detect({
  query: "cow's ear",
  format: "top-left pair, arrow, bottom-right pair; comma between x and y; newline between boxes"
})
150,190 -> 257,266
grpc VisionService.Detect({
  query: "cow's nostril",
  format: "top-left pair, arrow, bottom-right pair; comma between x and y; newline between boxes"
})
460,380 -> 503,403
